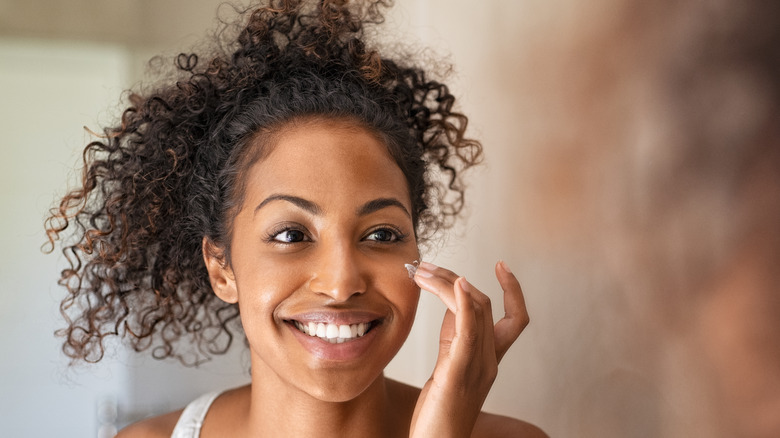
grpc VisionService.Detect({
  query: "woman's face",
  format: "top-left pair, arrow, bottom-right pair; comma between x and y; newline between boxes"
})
208,118 -> 420,402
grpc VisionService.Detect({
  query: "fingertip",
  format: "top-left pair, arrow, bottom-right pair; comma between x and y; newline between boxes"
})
496,260 -> 522,289
457,276 -> 473,293
414,267 -> 433,279
419,261 -> 438,271
455,277 -> 472,310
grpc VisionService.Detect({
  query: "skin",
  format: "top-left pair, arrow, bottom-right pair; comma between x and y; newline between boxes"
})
118,117 -> 546,437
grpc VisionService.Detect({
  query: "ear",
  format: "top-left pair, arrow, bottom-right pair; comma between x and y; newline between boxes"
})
202,237 -> 238,304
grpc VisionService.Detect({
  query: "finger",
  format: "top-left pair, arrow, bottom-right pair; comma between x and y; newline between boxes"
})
462,278 -> 498,370
416,263 -> 496,344
414,262 -> 459,312
450,277 -> 478,362
435,308 -> 456,364
419,262 -> 460,282
493,260 -> 529,362
458,276 -> 495,350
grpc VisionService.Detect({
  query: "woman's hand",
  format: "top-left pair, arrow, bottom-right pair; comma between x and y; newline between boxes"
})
409,261 -> 529,438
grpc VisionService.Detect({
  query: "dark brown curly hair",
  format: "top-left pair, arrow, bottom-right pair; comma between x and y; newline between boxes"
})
44,0 -> 482,365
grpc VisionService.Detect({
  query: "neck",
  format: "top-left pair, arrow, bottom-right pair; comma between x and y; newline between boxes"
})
242,358 -> 405,438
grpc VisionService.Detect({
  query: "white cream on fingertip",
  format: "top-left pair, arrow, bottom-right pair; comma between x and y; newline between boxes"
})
404,260 -> 419,278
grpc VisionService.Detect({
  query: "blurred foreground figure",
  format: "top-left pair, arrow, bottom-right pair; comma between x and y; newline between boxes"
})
521,0 -> 779,436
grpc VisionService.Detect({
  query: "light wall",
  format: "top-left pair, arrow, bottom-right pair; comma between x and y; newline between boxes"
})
0,39 -> 130,438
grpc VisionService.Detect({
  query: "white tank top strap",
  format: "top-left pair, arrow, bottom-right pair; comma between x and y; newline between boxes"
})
170,391 -> 223,438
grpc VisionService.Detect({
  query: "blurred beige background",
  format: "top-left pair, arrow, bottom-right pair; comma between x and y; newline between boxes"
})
2,0 -> 778,437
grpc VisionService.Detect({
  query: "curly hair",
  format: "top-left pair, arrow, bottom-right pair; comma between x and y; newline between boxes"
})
44,0 -> 482,365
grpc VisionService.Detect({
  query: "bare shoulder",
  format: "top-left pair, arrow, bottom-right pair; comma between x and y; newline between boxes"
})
473,411 -> 548,438
115,409 -> 183,438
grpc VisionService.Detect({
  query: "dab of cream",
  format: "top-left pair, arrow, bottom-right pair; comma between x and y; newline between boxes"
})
404,260 -> 419,278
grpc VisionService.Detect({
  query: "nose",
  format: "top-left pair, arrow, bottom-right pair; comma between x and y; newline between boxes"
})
307,240 -> 367,301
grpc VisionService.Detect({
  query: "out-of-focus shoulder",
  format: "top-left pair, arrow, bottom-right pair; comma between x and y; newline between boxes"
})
114,409 -> 183,438
473,411 -> 549,438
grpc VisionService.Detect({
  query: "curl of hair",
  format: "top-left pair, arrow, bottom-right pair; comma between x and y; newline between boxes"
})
44,0 -> 482,365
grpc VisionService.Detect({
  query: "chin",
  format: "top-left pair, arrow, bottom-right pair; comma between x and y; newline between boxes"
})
302,369 -> 386,403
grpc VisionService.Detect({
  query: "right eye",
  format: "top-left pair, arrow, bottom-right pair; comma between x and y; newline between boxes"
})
272,229 -> 307,243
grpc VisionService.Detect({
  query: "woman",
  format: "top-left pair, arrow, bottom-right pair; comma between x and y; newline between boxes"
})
45,1 -> 545,436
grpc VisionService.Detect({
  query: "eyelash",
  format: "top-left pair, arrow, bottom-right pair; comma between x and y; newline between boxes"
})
263,224 -> 310,245
363,225 -> 408,244
262,224 -> 408,245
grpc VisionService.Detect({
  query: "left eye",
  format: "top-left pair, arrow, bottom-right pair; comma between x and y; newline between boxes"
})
365,229 -> 398,242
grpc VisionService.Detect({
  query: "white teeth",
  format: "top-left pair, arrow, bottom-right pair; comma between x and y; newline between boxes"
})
291,320 -> 373,343
308,322 -> 317,336
326,324 -> 339,339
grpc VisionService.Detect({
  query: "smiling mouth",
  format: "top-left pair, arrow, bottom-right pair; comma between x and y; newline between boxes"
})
290,321 -> 375,344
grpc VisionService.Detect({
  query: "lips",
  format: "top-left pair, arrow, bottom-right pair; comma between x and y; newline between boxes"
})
283,311 -> 384,361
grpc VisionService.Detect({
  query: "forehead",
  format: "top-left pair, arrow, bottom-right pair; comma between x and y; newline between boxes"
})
240,118 -> 410,212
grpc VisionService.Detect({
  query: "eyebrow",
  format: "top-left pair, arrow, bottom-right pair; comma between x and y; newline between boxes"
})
254,194 -> 410,218
357,197 -> 411,218
254,194 -> 321,216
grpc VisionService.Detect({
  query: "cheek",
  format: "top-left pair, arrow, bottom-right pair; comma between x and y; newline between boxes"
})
371,250 -> 421,317
236,264 -> 300,308
231,258 -> 304,337
383,273 -> 421,320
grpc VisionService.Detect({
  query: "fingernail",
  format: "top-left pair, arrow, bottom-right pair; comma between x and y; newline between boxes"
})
458,277 -> 472,292
419,261 -> 438,270
500,260 -> 512,274
415,266 -> 434,278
